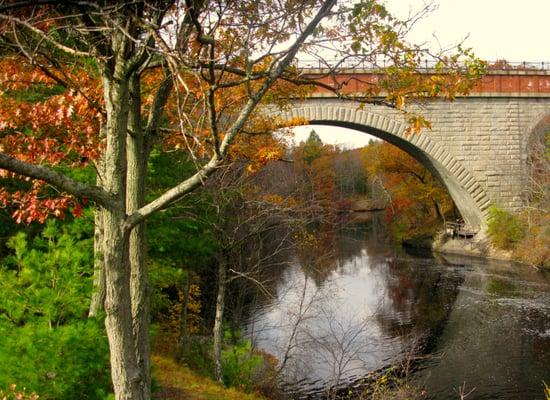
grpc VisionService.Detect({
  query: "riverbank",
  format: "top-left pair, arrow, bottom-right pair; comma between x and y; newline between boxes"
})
350,205 -> 518,263
401,229 -> 518,263
153,332 -> 265,400
152,355 -> 265,400
432,232 -> 515,261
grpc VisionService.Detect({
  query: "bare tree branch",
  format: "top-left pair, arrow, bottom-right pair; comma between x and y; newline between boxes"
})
0,152 -> 117,211
124,0 -> 338,229
0,13 -> 96,58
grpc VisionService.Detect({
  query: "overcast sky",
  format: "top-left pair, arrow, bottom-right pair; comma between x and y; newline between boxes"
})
293,0 -> 550,148
385,0 -> 550,62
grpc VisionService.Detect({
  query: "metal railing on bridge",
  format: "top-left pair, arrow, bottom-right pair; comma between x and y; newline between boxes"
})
294,58 -> 550,72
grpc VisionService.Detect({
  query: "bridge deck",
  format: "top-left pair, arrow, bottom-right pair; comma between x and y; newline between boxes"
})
301,69 -> 550,97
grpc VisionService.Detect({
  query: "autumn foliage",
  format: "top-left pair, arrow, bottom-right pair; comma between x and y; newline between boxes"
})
293,131 -> 338,209
360,141 -> 454,239
0,52 -> 312,224
0,57 -> 101,223
0,1 -> 488,398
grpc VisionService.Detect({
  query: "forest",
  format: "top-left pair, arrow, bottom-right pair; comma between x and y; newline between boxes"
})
0,126 -> 443,397
1,127 -> 548,399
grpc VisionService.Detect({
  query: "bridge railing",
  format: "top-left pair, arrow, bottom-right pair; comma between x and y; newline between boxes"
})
485,61 -> 550,71
294,58 -> 550,72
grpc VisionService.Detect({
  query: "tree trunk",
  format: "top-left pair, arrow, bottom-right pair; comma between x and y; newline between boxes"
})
432,198 -> 444,222
127,74 -> 151,398
213,255 -> 227,383
90,124 -> 107,318
89,208 -> 106,317
102,73 -> 146,400
179,273 -> 192,352
103,213 -> 145,400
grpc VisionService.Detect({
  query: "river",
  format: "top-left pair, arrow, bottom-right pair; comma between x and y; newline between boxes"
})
242,216 -> 550,399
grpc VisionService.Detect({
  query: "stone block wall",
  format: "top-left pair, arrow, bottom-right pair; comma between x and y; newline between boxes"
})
296,96 -> 550,213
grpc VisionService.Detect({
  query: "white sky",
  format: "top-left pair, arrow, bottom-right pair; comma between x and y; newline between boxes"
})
385,0 -> 550,62
292,125 -> 375,149
292,0 -> 550,148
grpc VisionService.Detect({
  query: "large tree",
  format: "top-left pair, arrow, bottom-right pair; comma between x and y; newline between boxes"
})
0,1 -> 483,399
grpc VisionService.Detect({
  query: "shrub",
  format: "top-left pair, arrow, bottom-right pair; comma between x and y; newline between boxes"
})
179,336 -> 215,377
0,320 -> 111,399
221,338 -> 264,392
513,224 -> 550,269
176,331 -> 265,393
487,206 -> 525,250
0,215 -> 94,325
0,214 -> 113,399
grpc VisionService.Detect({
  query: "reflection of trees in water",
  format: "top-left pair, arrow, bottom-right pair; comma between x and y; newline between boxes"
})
240,213 -> 388,294
239,222 -> 468,391
222,225 -> 295,334
295,224 -> 338,286
416,257 -> 550,399
376,256 -> 464,346
296,214 -> 392,287
335,214 -> 392,265
240,223 -> 550,399
226,222 -> 339,332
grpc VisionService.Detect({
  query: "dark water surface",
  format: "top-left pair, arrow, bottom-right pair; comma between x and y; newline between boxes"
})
242,219 -> 550,399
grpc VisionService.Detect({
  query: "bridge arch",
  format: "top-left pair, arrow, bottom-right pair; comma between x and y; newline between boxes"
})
278,104 -> 491,230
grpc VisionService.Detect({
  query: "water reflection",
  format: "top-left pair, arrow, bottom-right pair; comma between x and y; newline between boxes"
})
242,217 -> 550,399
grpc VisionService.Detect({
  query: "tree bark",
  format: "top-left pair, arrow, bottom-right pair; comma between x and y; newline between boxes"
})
89,208 -> 106,317
213,255 -> 227,383
101,67 -> 146,399
127,74 -> 151,398
90,123 -> 107,318
103,212 -> 145,400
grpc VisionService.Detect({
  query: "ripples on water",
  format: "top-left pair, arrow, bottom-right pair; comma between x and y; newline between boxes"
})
242,221 -> 550,399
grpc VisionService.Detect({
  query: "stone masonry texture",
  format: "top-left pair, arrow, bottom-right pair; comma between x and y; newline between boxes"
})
276,96 -> 550,228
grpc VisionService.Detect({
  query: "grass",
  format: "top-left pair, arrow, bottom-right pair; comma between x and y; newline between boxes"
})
152,331 -> 265,400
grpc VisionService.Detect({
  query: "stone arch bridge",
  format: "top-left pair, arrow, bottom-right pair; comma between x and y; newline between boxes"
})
276,69 -> 550,232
